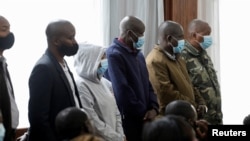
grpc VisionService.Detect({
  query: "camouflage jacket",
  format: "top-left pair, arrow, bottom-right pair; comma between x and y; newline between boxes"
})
181,41 -> 223,125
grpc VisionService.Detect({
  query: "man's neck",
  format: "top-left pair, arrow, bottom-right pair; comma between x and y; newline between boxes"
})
49,48 -> 64,65
118,37 -> 135,51
160,44 -> 174,55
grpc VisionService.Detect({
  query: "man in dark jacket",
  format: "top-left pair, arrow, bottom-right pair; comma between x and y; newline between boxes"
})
28,19 -> 82,141
105,16 -> 159,141
0,15 -> 19,141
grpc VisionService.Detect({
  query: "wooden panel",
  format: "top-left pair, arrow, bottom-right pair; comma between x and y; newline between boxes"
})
164,0 -> 172,20
163,0 -> 197,38
15,127 -> 28,140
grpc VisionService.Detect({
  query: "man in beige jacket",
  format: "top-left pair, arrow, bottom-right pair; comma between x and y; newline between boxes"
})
146,20 -> 206,116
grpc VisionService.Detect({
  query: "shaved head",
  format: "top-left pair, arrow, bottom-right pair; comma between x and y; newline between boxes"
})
188,19 -> 211,36
45,19 -> 75,42
158,20 -> 184,39
119,16 -> 145,36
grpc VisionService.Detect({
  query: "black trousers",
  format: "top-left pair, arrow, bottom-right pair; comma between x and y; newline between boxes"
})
122,118 -> 144,141
4,128 -> 16,141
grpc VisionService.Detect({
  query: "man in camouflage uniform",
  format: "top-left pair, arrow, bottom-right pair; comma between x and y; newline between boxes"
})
181,19 -> 223,125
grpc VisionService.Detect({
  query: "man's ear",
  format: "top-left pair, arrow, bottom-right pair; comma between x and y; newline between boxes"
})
188,118 -> 196,128
165,35 -> 172,42
126,30 -> 133,38
128,30 -> 138,42
190,32 -> 197,39
167,35 -> 178,46
53,37 -> 61,46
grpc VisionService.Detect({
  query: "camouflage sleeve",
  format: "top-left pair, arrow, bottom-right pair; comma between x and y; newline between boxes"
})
180,50 -> 188,61
193,87 -> 206,106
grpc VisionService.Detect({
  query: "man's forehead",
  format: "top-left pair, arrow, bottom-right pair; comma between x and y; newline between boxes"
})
61,26 -> 75,37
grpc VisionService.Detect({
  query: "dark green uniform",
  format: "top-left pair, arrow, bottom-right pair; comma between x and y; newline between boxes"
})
181,41 -> 223,125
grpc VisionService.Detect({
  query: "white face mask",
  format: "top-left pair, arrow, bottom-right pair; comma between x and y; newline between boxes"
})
0,123 -> 5,141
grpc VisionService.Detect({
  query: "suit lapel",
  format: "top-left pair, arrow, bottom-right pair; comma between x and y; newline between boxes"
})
46,50 -> 76,106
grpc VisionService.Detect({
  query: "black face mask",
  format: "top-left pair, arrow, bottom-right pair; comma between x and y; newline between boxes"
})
58,43 -> 79,56
0,32 -> 15,50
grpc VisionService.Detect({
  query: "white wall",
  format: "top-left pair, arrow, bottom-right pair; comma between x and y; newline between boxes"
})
0,0 -> 103,128
220,0 -> 250,124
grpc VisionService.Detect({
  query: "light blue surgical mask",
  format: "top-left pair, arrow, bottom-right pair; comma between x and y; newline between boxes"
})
97,59 -> 108,77
0,123 -> 5,141
130,30 -> 145,49
173,39 -> 185,54
133,36 -> 145,49
200,35 -> 212,50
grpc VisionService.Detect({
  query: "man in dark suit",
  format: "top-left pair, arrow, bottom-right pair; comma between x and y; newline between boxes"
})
0,15 -> 19,141
28,19 -> 82,141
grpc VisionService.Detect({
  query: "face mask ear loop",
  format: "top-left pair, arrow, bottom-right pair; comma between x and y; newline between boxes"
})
195,32 -> 204,43
126,30 -> 135,43
130,30 -> 140,42
167,35 -> 178,48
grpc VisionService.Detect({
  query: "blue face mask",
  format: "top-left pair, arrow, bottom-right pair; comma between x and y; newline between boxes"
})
0,123 -> 5,141
130,30 -> 145,49
200,35 -> 212,50
173,39 -> 185,54
133,36 -> 145,49
97,59 -> 108,77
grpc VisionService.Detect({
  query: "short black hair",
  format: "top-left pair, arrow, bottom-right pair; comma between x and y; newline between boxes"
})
142,115 -> 194,141
243,114 -> 250,125
55,107 -> 92,140
164,100 -> 196,121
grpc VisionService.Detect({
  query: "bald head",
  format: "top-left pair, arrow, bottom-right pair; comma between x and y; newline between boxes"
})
119,16 -> 145,36
188,19 -> 211,36
158,20 -> 184,39
45,19 -> 75,42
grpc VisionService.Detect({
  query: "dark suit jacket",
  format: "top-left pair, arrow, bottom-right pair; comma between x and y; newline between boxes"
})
28,49 -> 82,141
0,57 -> 16,141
